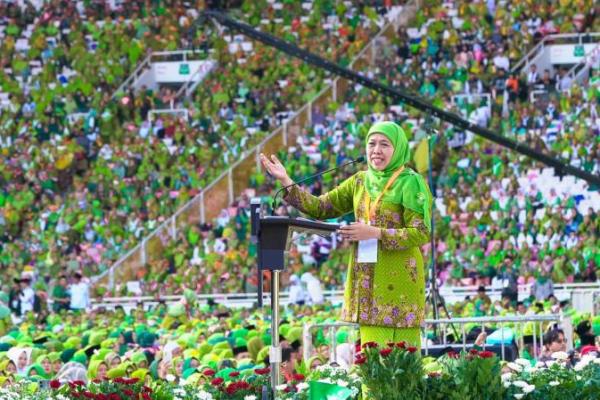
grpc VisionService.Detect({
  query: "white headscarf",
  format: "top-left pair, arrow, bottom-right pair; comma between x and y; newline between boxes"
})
288,275 -> 307,305
7,347 -> 32,375
301,272 -> 324,305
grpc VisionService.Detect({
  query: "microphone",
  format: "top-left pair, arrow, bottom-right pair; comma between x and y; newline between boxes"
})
270,156 -> 365,214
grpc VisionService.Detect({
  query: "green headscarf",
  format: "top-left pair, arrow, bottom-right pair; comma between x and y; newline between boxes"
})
365,121 -> 432,230
25,363 -> 49,379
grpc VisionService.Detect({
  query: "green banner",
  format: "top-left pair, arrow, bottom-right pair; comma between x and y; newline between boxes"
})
574,45 -> 585,57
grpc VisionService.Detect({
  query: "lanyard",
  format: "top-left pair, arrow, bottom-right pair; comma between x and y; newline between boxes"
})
364,166 -> 404,224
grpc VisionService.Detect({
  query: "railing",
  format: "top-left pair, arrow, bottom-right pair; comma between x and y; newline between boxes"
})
303,315 -> 568,364
88,282 -> 600,312
174,61 -> 217,100
112,53 -> 152,98
511,32 -> 600,73
92,1 -> 421,289
111,50 -> 211,99
148,108 -> 189,122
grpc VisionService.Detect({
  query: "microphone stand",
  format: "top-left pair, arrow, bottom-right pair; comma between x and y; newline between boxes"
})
270,157 -> 364,214
423,117 -> 458,343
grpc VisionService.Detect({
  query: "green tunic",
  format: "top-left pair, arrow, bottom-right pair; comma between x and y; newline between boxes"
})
284,171 -> 429,338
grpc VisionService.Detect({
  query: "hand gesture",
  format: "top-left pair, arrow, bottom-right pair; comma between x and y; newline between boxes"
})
260,153 -> 293,186
338,222 -> 382,241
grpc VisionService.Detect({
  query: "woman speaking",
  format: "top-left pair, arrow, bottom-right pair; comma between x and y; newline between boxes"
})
260,121 -> 432,348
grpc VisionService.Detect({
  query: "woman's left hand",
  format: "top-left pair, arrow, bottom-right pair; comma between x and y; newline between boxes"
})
338,222 -> 382,241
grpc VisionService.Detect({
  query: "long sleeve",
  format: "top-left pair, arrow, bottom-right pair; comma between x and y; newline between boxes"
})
283,174 -> 355,220
380,208 -> 430,250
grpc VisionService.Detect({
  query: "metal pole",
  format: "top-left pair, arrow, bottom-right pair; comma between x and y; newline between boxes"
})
427,132 -> 438,320
270,270 -> 282,394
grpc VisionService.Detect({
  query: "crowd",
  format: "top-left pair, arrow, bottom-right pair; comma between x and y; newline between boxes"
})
0,0 -> 394,284
0,287 -> 599,388
103,0 -> 600,296
0,0 -> 598,326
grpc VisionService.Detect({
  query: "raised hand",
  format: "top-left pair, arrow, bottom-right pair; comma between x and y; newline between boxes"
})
260,153 -> 293,186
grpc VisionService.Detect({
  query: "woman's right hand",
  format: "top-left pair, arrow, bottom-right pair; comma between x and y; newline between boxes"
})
260,153 -> 293,187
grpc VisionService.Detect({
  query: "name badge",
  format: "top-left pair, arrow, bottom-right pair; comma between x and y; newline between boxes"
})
357,239 -> 378,263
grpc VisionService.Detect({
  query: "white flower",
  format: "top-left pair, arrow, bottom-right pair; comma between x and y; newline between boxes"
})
166,374 -> 176,382
319,377 -> 333,384
512,380 -> 528,388
276,384 -> 288,391
514,395 -> 524,399
593,358 -> 600,365
507,362 -> 523,372
515,358 -> 531,367
244,396 -> 257,400
197,390 -> 213,400
197,391 -> 214,400
551,351 -> 569,361
337,380 -> 349,387
549,381 -> 560,386
501,373 -> 512,383
523,384 -> 535,394
296,383 -> 309,392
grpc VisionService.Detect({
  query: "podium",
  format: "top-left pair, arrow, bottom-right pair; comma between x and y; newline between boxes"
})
250,198 -> 339,392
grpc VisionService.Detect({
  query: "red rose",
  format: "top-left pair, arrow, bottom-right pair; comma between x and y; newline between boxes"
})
479,350 -> 495,359
73,380 -> 85,387
142,394 -> 151,400
354,356 -> 367,365
396,341 -> 406,349
50,380 -> 61,389
284,385 -> 295,393
211,377 -> 224,386
92,379 -> 102,384
292,373 -> 305,381
229,371 -> 240,378
122,389 -> 134,397
469,349 -> 479,355
362,341 -> 378,349
386,342 -> 396,348
142,386 -> 153,393
83,392 -> 95,399
95,394 -> 108,400
71,392 -> 81,399
109,394 -> 121,400
225,383 -> 238,395
447,351 -> 459,359
237,381 -> 250,390
127,378 -> 139,384
407,346 -> 417,353
203,368 -> 216,376
380,348 -> 393,357
255,367 -> 270,375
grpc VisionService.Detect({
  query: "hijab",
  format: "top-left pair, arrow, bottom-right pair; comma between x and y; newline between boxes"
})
364,121 -> 432,230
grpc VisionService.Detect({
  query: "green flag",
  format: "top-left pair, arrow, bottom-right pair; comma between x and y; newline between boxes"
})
309,381 -> 354,400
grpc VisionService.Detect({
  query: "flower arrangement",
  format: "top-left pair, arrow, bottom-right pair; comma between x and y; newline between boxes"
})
3,352 -> 600,400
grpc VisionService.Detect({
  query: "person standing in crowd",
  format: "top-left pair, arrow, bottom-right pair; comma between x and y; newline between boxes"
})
8,279 -> 21,317
18,278 -> 35,316
288,275 -> 307,305
69,272 -> 90,311
531,270 -> 554,301
498,259 -> 519,304
52,275 -> 71,313
260,121 -> 432,349
300,272 -> 324,305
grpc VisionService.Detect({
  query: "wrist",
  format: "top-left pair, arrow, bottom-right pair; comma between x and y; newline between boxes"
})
375,227 -> 382,239
281,177 -> 294,187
